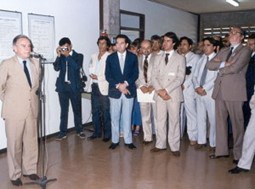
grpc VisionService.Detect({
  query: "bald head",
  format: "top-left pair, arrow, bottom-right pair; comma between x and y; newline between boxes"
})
140,40 -> 152,56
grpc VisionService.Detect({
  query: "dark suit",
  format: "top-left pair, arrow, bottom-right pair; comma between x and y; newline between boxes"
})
243,54 -> 255,128
106,51 -> 138,99
105,51 -> 138,144
207,44 -> 252,160
53,50 -> 83,135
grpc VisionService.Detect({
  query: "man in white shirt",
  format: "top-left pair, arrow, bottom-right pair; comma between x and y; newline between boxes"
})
192,37 -> 218,150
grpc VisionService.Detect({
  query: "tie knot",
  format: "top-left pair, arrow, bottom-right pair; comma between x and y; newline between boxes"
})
23,60 -> 27,65
145,55 -> 148,60
165,53 -> 169,57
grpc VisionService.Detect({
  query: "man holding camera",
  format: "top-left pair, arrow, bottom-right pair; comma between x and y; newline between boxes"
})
53,37 -> 85,140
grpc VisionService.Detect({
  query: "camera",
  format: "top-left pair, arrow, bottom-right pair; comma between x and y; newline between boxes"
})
61,47 -> 68,51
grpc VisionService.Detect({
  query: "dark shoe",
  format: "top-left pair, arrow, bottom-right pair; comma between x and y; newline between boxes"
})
150,147 -> 166,152
11,178 -> 22,186
102,138 -> 111,142
77,132 -> 86,139
233,159 -> 239,164
209,154 -> 229,159
228,166 -> 249,174
208,146 -> 216,152
171,151 -> 180,157
56,133 -> 67,141
23,174 -> 40,181
109,142 -> 119,149
195,144 -> 207,150
143,141 -> 153,145
88,135 -> 97,140
125,143 -> 137,149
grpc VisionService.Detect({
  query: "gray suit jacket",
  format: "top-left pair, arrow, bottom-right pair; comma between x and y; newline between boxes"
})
136,53 -> 157,88
152,51 -> 185,102
207,44 -> 252,101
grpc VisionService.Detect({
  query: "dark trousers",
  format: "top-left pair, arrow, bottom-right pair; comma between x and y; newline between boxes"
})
91,83 -> 111,138
58,84 -> 82,135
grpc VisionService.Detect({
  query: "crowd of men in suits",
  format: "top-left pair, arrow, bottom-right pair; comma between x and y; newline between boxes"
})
1,26 -> 255,186
85,26 -> 255,174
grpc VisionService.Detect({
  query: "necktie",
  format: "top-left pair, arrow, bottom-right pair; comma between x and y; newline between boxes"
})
120,54 -> 124,73
65,61 -> 70,82
165,53 -> 169,65
23,60 -> 32,88
226,47 -> 234,62
200,56 -> 209,87
143,55 -> 149,83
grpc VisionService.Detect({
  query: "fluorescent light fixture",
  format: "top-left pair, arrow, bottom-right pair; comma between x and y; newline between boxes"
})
226,0 -> 240,7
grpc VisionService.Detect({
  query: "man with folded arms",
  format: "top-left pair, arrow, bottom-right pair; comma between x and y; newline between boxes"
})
207,27 -> 252,163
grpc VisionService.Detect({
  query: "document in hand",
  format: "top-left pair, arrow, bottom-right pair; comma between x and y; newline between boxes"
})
137,88 -> 155,103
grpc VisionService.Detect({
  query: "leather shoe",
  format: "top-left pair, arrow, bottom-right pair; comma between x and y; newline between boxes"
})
171,151 -> 180,157
11,178 -> 22,186
143,141 -> 152,145
125,143 -> 136,149
88,135 -> 98,140
195,144 -> 206,150
228,166 -> 249,174
150,147 -> 166,152
23,174 -> 40,180
109,142 -> 119,149
209,154 -> 229,159
102,138 -> 111,142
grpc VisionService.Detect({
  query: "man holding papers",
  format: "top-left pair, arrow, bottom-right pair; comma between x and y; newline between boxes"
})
136,40 -> 157,144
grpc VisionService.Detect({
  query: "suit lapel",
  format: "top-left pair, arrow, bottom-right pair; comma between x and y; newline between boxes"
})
166,52 -> 177,68
30,58 -> 38,88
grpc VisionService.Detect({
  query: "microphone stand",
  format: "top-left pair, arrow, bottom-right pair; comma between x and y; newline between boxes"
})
25,55 -> 57,189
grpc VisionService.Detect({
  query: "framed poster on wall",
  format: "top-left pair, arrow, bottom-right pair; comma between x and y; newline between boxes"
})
0,10 -> 22,62
28,13 -> 55,62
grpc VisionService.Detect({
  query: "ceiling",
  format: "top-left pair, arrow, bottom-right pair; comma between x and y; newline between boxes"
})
148,0 -> 255,14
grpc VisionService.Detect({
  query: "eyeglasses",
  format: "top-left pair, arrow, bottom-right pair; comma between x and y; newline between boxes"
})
229,30 -> 242,35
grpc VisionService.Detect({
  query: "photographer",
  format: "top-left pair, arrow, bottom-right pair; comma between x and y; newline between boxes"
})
53,37 -> 85,140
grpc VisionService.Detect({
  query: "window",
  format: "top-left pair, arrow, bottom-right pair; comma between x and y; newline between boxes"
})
120,10 -> 145,41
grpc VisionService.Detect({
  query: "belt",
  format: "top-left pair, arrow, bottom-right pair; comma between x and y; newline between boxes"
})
64,81 -> 71,84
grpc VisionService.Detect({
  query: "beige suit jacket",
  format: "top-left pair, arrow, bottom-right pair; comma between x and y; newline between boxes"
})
207,44 -> 252,101
152,51 -> 186,102
86,52 -> 110,96
0,56 -> 40,119
136,53 -> 158,87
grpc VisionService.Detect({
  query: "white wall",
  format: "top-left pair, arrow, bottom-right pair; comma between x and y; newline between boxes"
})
120,0 -> 198,42
0,0 -> 99,149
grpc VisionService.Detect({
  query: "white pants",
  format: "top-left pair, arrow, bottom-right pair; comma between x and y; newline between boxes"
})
140,102 -> 156,142
196,94 -> 216,147
238,108 -> 255,170
183,95 -> 197,141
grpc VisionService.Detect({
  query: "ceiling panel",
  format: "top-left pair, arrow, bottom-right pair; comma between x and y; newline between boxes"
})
148,0 -> 255,14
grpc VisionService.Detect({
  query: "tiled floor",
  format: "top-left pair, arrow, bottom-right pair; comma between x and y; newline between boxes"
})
0,130 -> 254,189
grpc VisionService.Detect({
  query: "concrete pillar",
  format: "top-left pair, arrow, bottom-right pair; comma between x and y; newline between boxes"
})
101,0 -> 120,41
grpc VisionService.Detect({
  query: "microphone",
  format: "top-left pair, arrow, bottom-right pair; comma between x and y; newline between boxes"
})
30,52 -> 44,59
